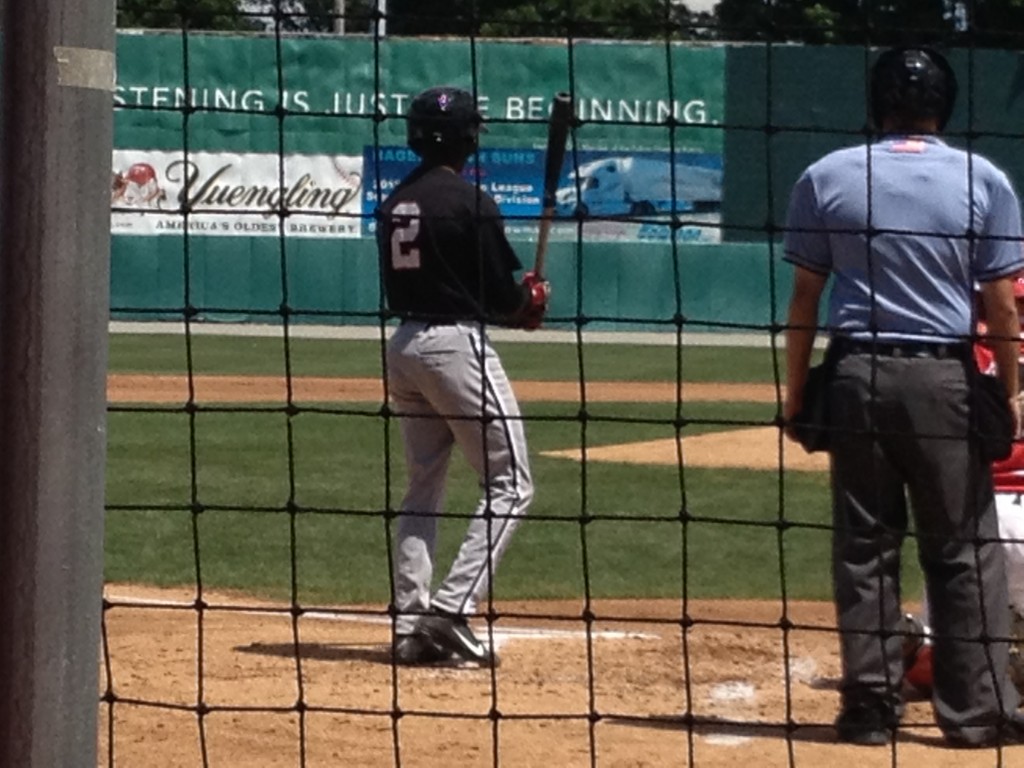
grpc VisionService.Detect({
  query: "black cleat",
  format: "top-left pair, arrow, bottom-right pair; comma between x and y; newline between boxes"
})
945,715 -> 1024,748
393,633 -> 455,666
417,612 -> 500,667
835,697 -> 900,746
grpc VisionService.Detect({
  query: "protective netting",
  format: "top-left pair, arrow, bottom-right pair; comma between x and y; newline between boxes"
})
101,2 -> 1024,766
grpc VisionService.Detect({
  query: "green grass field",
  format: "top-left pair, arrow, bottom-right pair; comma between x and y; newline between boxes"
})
105,332 -> 923,605
108,332 -> 790,382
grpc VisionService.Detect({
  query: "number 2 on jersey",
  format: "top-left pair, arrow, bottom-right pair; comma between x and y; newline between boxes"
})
390,201 -> 421,270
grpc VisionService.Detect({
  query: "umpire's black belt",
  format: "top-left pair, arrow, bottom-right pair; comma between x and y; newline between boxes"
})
832,338 -> 970,361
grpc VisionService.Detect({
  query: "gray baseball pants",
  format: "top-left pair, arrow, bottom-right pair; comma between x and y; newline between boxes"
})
386,321 -> 534,636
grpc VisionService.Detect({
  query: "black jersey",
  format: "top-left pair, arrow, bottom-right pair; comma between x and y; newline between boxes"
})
378,164 -> 525,324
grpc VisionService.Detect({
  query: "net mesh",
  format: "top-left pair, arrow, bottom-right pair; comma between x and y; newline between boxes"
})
99,2 -> 1024,765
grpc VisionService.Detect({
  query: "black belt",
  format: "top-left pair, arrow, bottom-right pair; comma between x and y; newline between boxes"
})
400,319 -> 461,326
832,338 -> 970,360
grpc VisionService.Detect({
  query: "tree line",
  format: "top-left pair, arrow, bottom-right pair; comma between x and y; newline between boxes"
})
117,0 -> 1024,47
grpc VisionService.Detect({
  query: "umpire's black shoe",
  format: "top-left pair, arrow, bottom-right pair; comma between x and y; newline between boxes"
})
835,699 -> 900,746
417,611 -> 500,668
393,633 -> 454,666
945,716 -> 1024,749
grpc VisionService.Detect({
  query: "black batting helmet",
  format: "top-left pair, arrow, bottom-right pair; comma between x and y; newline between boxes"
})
870,47 -> 958,132
406,86 -> 485,161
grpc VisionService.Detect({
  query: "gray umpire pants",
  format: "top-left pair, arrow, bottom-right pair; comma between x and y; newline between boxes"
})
828,351 -> 1020,744
386,321 -> 534,636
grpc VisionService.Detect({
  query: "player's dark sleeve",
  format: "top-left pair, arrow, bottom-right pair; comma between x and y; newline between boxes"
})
475,197 -> 532,323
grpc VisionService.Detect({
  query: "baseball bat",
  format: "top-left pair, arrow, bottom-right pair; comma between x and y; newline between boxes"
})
533,92 -> 573,278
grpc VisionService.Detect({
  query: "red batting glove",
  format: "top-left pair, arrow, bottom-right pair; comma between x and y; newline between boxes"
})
520,271 -> 550,330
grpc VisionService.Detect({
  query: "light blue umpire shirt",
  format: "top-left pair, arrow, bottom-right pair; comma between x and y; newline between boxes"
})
784,135 -> 1024,344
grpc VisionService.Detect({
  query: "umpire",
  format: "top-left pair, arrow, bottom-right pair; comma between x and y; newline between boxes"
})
783,47 -> 1024,747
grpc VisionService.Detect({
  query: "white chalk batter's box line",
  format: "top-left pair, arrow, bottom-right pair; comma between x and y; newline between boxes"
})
310,612 -> 661,647
107,593 -> 661,648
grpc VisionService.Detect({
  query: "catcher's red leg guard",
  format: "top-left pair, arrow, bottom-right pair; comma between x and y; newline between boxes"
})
899,613 -> 933,698
904,643 -> 934,697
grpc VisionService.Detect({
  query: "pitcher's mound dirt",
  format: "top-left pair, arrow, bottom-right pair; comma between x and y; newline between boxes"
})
543,427 -> 829,472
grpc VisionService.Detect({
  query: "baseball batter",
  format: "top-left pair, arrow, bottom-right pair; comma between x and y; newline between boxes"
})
377,86 -> 549,667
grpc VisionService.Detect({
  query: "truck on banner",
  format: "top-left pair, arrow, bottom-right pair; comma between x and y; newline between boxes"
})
111,149 -> 364,238
554,154 -> 721,218
552,151 -> 722,243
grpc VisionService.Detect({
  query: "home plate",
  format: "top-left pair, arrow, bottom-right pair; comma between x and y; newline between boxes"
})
704,681 -> 757,746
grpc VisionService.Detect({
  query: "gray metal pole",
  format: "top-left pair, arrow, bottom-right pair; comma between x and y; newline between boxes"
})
377,0 -> 387,38
334,0 -> 346,34
0,0 -> 114,765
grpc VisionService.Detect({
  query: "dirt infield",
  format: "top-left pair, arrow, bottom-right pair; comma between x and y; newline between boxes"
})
107,374 -> 782,405
101,587 -> 999,768
101,376 -> 990,766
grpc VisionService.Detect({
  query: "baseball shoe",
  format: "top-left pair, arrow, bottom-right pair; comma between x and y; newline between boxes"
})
393,633 -> 454,666
417,611 -> 500,668
945,716 -> 1024,748
835,692 -> 901,746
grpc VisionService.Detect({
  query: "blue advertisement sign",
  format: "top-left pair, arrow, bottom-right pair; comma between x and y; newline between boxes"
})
361,146 -> 547,237
362,146 -> 723,243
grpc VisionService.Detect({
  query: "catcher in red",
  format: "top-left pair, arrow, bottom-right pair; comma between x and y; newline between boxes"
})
903,274 -> 1024,698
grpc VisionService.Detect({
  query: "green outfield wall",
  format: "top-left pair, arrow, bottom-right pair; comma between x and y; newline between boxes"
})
110,34 -> 1022,333
723,45 -> 1024,241
111,236 -> 792,333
